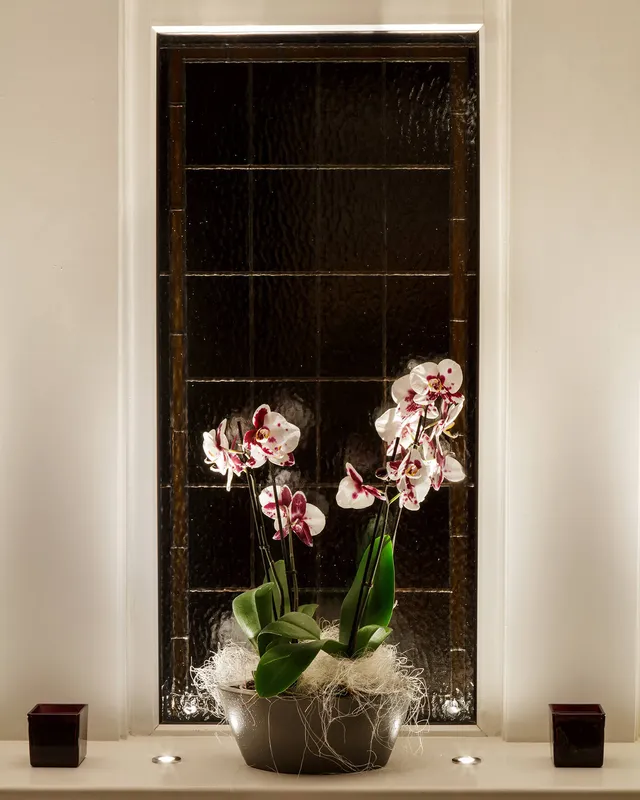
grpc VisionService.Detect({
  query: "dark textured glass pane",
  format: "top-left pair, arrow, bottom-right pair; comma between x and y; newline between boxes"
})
186,277 -> 250,378
391,592 -> 451,704
386,62 -> 451,165
319,381 -> 383,482
189,488 -> 252,589
320,277 -> 383,377
318,171 -> 384,272
319,63 -> 383,164
386,171 -> 449,273
189,591 -> 242,674
394,488 -> 449,588
317,503 -> 367,590
253,63 -> 317,164
254,277 -> 316,377
386,276 -> 449,376
188,381 -> 317,485
253,171 -> 316,272
186,171 -> 249,272
185,63 -> 249,165
158,276 -> 171,485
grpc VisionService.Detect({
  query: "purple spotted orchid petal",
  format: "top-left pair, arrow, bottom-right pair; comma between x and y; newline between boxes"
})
244,404 -> 301,468
410,359 -> 463,409
336,463 -> 385,509
375,406 -> 422,456
422,438 -> 465,490
425,396 -> 465,456
259,486 -> 325,546
391,374 -> 422,420
399,477 -> 431,511
390,447 -> 432,511
202,419 -> 245,491
259,485 -> 293,520
286,490 -> 326,546
443,455 -> 465,483
374,407 -> 401,444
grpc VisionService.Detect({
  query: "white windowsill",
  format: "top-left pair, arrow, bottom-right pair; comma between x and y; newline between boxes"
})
3,735 -> 640,798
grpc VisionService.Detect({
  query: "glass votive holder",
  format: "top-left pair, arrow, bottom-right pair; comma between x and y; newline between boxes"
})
549,704 -> 605,768
28,704 -> 88,767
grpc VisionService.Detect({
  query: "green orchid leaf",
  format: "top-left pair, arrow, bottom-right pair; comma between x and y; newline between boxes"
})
259,611 -> 322,642
321,639 -> 348,657
354,624 -> 392,656
268,559 -> 290,616
254,640 -> 325,698
254,582 -> 275,630
361,536 -> 395,631
257,632 -> 279,657
339,535 -> 395,645
232,589 -> 261,650
297,603 -> 319,618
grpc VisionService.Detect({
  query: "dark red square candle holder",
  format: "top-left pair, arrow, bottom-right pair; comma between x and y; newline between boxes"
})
549,704 -> 605,768
28,704 -> 88,767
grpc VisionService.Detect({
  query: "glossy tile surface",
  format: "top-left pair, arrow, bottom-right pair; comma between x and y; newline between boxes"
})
318,170 -> 384,272
386,62 -> 451,165
386,276 -> 450,375
186,171 -> 249,272
253,276 -> 317,377
319,381 -> 384,482
394,488 -> 450,589
253,170 -> 316,273
319,277 -> 384,377
253,63 -> 317,165
186,277 -> 250,378
185,63 -> 249,165
188,488 -> 252,589
386,170 -> 450,273
319,63 -> 383,164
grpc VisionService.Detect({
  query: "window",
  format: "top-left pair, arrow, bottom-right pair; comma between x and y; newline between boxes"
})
157,33 -> 478,723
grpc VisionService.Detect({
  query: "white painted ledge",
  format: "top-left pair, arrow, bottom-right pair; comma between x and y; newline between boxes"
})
2,735 -> 640,798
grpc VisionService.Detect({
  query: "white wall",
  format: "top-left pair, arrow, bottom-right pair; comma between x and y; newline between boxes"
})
0,0 -> 122,739
506,0 -> 640,740
1,0 -> 640,742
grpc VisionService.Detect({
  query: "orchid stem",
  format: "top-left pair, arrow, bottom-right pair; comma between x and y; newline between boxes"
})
250,471 -> 285,617
245,476 -> 278,617
269,466 -> 293,613
237,421 -> 283,617
347,437 -> 401,656
391,504 -> 404,550
347,496 -> 386,656
412,413 -> 426,447
287,521 -> 299,611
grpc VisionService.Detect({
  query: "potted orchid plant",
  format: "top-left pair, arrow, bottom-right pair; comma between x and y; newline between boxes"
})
193,359 -> 466,774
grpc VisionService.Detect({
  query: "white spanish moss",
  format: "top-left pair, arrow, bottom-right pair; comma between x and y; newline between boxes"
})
192,641 -> 258,718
